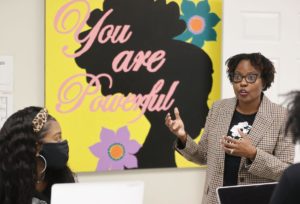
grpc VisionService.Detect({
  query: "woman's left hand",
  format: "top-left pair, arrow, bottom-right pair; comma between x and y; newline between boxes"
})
221,130 -> 257,160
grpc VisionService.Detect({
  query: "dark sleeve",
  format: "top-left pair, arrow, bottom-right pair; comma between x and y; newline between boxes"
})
269,170 -> 291,204
269,164 -> 300,204
176,138 -> 186,149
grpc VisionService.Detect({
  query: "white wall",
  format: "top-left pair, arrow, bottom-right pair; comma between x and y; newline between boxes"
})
1,0 -> 299,204
221,0 -> 300,104
78,168 -> 206,204
0,0 -> 44,108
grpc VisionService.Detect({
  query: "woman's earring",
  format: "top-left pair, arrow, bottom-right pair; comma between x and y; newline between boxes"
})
38,154 -> 47,174
36,154 -> 47,183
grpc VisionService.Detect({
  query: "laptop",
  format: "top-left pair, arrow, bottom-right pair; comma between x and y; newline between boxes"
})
51,181 -> 144,204
216,182 -> 277,204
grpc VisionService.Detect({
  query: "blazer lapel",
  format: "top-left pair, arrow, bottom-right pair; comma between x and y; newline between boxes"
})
217,98 -> 237,170
239,95 -> 274,169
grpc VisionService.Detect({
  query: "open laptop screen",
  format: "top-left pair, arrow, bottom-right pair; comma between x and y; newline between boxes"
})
216,182 -> 277,204
51,181 -> 144,204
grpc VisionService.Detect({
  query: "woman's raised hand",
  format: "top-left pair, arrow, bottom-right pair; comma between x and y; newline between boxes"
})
165,107 -> 187,143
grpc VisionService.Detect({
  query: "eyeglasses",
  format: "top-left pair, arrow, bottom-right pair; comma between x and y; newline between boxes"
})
232,73 -> 260,83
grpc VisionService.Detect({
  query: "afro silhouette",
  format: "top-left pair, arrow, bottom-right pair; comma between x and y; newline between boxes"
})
75,0 -> 213,168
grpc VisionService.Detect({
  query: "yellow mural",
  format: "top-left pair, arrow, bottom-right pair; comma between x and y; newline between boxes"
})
46,0 -> 222,172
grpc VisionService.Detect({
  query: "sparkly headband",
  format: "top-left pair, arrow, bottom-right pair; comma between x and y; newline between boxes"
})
32,108 -> 48,133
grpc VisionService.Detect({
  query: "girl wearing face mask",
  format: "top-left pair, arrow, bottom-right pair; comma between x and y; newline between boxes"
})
0,107 -> 76,204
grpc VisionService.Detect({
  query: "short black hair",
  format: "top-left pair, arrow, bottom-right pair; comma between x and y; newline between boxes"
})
226,53 -> 275,91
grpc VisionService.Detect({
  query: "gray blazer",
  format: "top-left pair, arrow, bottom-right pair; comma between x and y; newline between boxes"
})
176,95 -> 294,204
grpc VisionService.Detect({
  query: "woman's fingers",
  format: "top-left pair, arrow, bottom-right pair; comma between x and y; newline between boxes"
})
165,108 -> 185,137
224,136 -> 239,144
222,146 -> 234,154
174,107 -> 181,120
165,112 -> 171,120
221,136 -> 238,148
165,113 -> 173,126
165,116 -> 177,131
172,122 -> 181,131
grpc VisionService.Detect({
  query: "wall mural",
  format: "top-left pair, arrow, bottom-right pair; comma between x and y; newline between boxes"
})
46,0 -> 222,172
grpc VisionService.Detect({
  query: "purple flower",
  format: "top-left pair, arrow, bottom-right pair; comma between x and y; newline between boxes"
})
89,126 -> 141,171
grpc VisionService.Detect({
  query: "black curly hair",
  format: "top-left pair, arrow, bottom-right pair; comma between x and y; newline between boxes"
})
285,91 -> 300,143
226,53 -> 275,91
0,106 -> 75,204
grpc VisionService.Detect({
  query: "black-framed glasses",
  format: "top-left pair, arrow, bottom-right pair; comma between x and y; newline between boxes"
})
232,73 -> 260,83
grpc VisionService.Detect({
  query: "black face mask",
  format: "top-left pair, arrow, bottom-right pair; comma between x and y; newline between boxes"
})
40,140 -> 69,170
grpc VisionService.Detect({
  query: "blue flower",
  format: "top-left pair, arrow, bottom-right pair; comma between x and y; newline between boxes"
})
175,0 -> 220,47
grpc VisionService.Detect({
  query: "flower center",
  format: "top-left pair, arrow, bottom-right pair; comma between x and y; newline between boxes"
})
108,143 -> 125,161
188,15 -> 205,34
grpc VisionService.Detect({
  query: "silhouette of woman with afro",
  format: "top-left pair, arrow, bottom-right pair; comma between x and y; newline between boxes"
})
75,0 -> 213,168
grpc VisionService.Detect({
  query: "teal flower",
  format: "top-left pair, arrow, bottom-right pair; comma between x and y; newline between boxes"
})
175,0 -> 220,47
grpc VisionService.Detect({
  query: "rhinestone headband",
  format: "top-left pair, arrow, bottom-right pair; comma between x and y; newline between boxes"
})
32,108 -> 48,133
